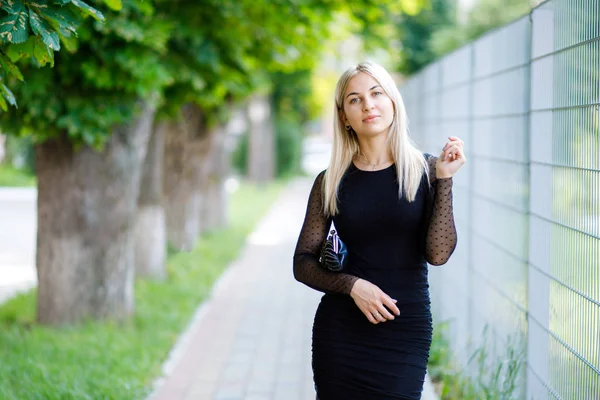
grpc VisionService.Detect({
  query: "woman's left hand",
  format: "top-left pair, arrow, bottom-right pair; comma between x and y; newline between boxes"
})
436,136 -> 466,179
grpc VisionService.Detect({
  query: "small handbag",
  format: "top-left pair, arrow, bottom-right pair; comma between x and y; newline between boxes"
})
319,229 -> 348,272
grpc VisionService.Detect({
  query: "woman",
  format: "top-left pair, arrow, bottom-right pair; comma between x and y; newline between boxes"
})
293,61 -> 465,399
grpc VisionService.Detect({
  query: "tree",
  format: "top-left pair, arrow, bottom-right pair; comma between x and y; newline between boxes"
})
429,0 -> 533,57
396,0 -> 456,75
0,0 -> 172,324
0,0 -> 428,325
0,0 -> 111,110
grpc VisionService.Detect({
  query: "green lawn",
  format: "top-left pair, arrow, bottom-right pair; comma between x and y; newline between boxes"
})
0,165 -> 36,187
0,180 -> 286,400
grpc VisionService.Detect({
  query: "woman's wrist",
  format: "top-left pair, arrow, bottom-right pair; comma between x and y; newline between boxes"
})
349,278 -> 363,298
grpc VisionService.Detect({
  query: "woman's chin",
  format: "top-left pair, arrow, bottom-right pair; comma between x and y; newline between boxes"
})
355,126 -> 389,138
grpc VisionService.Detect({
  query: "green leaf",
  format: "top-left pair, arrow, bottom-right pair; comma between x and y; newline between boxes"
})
0,3 -> 30,43
37,6 -> 79,35
0,52 -> 24,81
4,35 -> 35,63
59,31 -> 78,52
103,0 -> 122,11
0,82 -> 17,108
32,36 -> 54,67
71,0 -> 105,22
0,93 -> 7,111
28,9 -> 60,51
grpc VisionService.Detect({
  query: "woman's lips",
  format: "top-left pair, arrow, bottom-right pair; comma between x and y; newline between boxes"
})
363,115 -> 380,122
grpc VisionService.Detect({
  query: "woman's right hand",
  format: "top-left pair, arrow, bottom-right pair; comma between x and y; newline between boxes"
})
350,278 -> 400,324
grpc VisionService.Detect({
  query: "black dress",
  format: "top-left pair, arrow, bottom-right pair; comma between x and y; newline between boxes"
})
293,153 -> 457,400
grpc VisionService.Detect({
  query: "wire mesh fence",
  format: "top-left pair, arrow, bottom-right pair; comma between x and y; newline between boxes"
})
400,0 -> 599,398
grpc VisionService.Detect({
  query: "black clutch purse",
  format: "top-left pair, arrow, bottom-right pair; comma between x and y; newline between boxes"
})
319,229 -> 348,272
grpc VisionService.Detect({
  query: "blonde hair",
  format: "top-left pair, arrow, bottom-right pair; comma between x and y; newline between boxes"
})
323,61 -> 429,216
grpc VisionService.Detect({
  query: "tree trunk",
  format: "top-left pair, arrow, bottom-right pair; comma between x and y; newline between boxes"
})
200,126 -> 229,233
247,94 -> 275,183
135,122 -> 166,280
163,104 -> 215,251
35,101 -> 156,325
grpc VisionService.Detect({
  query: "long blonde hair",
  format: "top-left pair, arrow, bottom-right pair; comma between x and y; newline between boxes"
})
323,61 -> 429,217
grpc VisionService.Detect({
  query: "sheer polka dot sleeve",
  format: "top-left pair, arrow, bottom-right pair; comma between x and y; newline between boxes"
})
293,171 -> 359,295
424,155 -> 457,266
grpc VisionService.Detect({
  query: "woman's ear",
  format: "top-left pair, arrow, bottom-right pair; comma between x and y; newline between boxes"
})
339,110 -> 348,126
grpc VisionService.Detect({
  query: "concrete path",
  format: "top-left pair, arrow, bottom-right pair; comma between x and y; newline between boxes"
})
0,188 -> 37,304
148,177 -> 439,400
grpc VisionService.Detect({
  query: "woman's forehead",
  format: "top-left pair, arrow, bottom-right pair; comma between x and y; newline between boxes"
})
345,73 -> 380,95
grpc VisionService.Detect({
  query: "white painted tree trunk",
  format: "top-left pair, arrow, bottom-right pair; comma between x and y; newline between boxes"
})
163,104 -> 216,251
35,101 -> 156,325
247,94 -> 275,183
200,127 -> 229,233
135,122 -> 166,280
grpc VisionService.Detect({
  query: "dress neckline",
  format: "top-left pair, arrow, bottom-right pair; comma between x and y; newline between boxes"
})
350,161 -> 396,173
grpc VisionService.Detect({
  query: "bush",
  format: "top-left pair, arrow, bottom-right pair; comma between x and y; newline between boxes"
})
275,116 -> 303,178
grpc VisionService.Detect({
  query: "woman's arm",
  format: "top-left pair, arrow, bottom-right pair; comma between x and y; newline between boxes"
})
424,155 -> 458,266
293,171 -> 359,294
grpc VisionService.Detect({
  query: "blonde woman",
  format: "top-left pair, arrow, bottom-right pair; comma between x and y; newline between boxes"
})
293,61 -> 465,399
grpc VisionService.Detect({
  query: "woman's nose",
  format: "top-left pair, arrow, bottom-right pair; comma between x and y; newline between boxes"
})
363,99 -> 374,111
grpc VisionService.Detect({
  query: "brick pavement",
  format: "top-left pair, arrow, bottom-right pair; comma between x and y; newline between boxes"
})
148,178 -> 439,400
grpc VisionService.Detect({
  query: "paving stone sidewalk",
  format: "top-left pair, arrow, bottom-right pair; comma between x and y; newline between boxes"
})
148,178 -> 438,400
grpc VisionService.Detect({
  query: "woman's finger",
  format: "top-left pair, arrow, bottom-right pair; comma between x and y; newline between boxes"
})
450,145 -> 465,161
442,147 -> 454,161
362,306 -> 378,324
445,145 -> 461,161
382,297 -> 400,316
444,140 -> 463,153
448,136 -> 464,147
372,309 -> 385,322
377,304 -> 395,320
367,312 -> 379,324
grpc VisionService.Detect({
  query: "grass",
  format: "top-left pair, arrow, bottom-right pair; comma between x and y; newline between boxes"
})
0,164 -> 36,187
0,179 -> 287,400
428,321 -> 525,400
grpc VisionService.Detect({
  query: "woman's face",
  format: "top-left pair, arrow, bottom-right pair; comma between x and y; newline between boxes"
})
341,72 -> 395,138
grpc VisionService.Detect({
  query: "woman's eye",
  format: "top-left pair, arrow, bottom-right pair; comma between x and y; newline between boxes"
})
350,98 -> 359,104
373,91 -> 383,96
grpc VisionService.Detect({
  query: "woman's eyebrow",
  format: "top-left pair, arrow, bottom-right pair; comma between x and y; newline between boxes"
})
345,85 -> 382,99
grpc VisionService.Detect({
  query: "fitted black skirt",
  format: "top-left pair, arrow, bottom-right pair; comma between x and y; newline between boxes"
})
312,294 -> 433,400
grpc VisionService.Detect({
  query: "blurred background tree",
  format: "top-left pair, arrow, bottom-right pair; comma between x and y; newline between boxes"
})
396,0 -> 457,75
0,0 -> 427,326
428,0 -> 534,58
0,0 -> 537,326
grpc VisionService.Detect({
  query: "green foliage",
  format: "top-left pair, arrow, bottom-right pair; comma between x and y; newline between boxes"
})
275,116 -> 304,178
429,0 -> 533,57
428,321 -> 525,400
397,0 -> 533,76
396,0 -> 456,75
427,320 -> 454,382
1,0 -> 430,151
0,0 -> 109,109
0,1 -> 171,147
2,134 -> 35,172
467,326 -> 524,399
0,180 -> 285,399
269,69 -> 314,178
231,131 -> 248,176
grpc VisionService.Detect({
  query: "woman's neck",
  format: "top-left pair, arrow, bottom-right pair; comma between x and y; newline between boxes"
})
355,135 -> 393,165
